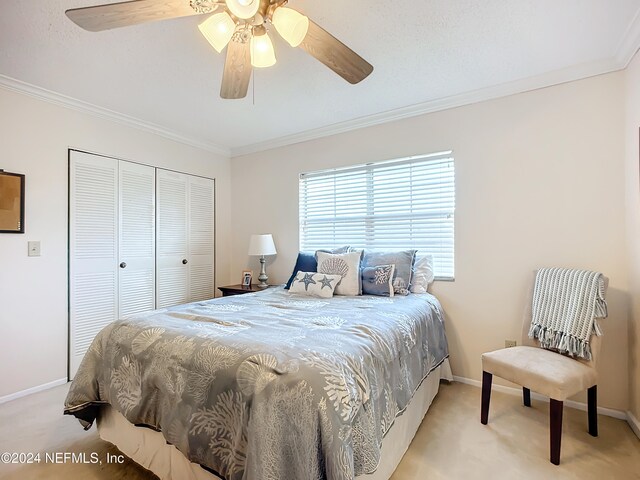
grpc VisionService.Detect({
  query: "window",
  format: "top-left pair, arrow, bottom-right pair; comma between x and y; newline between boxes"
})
299,152 -> 455,280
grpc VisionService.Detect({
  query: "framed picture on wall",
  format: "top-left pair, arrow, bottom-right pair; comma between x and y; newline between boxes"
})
0,170 -> 25,233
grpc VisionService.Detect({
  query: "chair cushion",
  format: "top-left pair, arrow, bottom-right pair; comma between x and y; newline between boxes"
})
481,346 -> 597,401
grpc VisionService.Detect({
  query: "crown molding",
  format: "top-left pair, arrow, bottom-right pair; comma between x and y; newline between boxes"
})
231,57 -> 623,157
0,74 -> 231,157
232,10 -> 640,158
616,7 -> 640,67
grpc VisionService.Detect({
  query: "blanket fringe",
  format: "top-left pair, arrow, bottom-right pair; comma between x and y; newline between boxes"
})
528,324 -> 592,361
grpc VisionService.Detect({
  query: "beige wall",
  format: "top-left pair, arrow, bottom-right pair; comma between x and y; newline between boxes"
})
625,50 -> 640,420
0,87 -> 233,399
0,66 -> 633,413
231,72 -> 630,410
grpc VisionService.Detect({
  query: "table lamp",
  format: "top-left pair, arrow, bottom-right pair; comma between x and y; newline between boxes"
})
248,234 -> 277,288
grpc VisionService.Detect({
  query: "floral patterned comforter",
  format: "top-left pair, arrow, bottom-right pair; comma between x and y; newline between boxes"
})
64,287 -> 449,480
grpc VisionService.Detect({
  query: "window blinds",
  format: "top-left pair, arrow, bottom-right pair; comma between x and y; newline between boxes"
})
299,152 -> 455,279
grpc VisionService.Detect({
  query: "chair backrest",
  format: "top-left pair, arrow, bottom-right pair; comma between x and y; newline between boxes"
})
520,270 -> 609,368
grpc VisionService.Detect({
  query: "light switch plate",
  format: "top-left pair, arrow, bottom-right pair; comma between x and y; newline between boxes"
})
28,241 -> 41,257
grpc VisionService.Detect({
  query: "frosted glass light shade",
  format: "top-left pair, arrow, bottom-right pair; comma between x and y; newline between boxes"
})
272,7 -> 309,47
225,0 -> 260,19
198,12 -> 236,53
250,32 -> 276,68
248,234 -> 277,256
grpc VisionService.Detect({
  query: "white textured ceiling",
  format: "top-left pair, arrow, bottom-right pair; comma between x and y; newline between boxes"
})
1,0 -> 640,156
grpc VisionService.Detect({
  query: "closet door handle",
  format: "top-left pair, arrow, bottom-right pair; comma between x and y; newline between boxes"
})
182,259 -> 188,265
120,262 -> 127,269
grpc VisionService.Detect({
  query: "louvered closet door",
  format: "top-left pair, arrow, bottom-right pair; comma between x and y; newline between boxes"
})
156,170 -> 190,308
119,162 -> 156,318
188,176 -> 215,302
69,151 -> 118,378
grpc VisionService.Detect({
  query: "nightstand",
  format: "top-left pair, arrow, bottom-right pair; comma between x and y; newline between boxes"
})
218,284 -> 268,297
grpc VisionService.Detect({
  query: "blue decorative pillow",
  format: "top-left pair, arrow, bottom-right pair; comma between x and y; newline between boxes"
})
361,250 -> 417,296
362,265 -> 395,297
285,252 -> 317,289
284,246 -> 350,289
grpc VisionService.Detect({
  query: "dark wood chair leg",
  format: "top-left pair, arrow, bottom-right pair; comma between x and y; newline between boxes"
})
523,387 -> 531,407
550,399 -> 563,465
481,371 -> 492,425
588,385 -> 598,437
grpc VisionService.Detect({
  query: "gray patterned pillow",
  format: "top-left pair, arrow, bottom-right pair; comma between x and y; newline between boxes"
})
362,264 -> 396,297
316,251 -> 363,296
361,250 -> 417,296
289,272 -> 343,298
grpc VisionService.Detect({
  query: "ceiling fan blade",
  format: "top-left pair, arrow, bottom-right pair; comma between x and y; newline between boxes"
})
220,38 -> 252,99
65,0 -> 206,32
299,20 -> 373,85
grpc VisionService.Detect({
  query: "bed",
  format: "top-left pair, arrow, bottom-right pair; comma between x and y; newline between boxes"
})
65,286 -> 451,480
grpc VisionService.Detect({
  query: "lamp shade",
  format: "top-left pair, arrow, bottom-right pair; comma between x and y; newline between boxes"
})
225,0 -> 260,20
250,32 -> 276,68
248,234 -> 277,256
272,7 -> 309,47
198,12 -> 235,53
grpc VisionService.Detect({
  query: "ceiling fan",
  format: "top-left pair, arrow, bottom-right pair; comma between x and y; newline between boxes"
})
65,0 -> 374,99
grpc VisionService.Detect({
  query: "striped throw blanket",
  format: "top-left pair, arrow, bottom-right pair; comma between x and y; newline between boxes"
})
528,268 -> 607,360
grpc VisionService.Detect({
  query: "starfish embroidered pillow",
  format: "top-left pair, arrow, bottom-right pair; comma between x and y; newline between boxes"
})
284,246 -> 351,290
289,272 -> 343,298
316,251 -> 363,296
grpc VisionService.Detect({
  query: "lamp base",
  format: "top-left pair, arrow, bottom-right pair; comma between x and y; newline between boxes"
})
257,256 -> 269,288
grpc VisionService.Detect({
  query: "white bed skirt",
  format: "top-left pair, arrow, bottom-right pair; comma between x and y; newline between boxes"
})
97,358 -> 453,480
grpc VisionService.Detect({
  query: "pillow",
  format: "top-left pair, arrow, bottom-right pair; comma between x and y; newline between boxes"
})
284,252 -> 316,290
362,250 -> 417,296
362,264 -> 395,297
410,255 -> 435,294
316,251 -> 363,296
289,272 -> 343,298
284,246 -> 350,289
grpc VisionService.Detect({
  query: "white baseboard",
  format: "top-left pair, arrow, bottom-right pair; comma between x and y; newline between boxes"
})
626,410 -> 640,440
0,378 -> 68,405
452,375 -> 627,420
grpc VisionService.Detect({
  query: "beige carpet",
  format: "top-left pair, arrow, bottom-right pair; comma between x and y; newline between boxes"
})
0,382 -> 638,480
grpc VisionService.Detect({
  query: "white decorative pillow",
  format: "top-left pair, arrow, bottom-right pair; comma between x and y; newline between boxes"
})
289,272 -> 343,298
316,251 -> 363,296
410,254 -> 435,293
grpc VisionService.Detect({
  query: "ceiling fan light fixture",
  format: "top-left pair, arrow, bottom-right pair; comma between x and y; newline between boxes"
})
198,12 -> 236,53
272,7 -> 309,47
225,0 -> 260,20
250,31 -> 276,68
